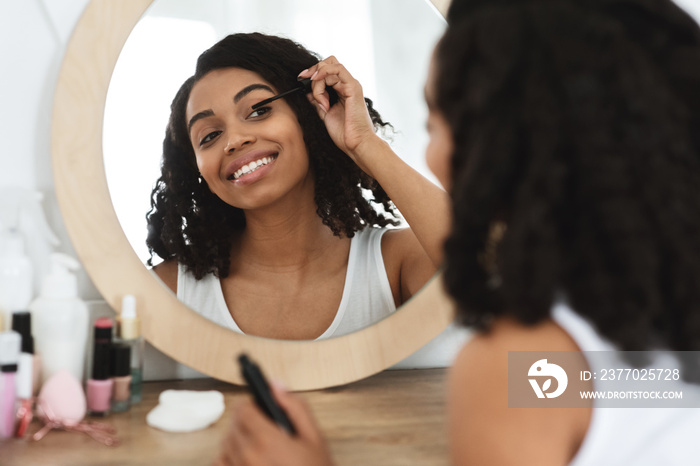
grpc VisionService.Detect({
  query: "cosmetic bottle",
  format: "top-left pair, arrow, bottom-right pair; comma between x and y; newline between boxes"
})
109,343 -> 132,413
30,253 -> 89,385
116,294 -> 144,404
11,311 -> 40,397
0,227 -> 33,332
12,312 -> 36,437
87,317 -> 113,417
0,189 -> 60,297
0,331 -> 21,438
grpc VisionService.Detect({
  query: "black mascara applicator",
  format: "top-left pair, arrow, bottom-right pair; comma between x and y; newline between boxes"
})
251,78 -> 312,110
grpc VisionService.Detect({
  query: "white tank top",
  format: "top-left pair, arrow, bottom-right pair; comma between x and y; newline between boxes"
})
552,303 -> 700,465
176,227 -> 396,339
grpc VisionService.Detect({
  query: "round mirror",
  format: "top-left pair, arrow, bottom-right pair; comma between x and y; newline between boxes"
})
52,0 -> 454,389
104,0 -> 445,339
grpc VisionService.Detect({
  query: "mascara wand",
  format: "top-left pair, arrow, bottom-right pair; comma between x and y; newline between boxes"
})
251,78 -> 312,110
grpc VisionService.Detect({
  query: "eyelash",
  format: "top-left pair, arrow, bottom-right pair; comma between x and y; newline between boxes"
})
200,131 -> 221,147
247,106 -> 271,119
197,106 -> 272,147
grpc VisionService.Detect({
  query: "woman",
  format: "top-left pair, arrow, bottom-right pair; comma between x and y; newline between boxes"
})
147,33 -> 449,340
216,0 -> 700,464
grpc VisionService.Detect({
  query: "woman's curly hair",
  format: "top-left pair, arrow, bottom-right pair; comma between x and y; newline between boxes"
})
438,0 -> 700,352
146,33 -> 400,279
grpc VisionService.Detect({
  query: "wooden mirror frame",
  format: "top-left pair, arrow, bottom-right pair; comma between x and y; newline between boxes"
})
51,0 -> 454,390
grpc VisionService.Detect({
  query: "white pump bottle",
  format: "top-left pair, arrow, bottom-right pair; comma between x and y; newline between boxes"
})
0,225 -> 33,330
29,253 -> 89,385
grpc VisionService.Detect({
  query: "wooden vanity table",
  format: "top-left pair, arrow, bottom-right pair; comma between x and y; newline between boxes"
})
3,368 -> 449,466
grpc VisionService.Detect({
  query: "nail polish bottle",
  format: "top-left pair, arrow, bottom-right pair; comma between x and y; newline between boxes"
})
0,331 -> 21,438
86,317 -> 113,417
110,343 -> 132,413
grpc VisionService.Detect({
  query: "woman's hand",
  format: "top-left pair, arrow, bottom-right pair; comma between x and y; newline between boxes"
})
214,382 -> 334,466
298,57 -> 381,174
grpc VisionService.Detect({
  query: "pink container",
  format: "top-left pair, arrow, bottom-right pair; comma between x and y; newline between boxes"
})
87,378 -> 113,416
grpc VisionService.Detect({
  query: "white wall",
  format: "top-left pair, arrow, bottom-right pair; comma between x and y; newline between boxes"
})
1,0 -> 100,299
676,0 -> 700,20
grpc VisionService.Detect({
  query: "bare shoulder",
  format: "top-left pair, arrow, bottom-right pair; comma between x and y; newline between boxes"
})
380,227 -> 437,304
448,318 -> 590,466
379,228 -> 412,274
381,226 -> 428,252
152,260 -> 178,294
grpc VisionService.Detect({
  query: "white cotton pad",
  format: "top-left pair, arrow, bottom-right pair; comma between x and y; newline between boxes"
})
146,390 -> 225,433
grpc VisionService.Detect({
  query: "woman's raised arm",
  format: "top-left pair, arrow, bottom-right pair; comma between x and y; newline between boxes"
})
298,58 -> 451,274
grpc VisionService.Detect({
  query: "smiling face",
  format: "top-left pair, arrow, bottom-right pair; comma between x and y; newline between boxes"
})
186,67 -> 312,210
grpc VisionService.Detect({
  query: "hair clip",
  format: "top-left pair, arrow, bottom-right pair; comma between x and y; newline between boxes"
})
251,78 -> 312,110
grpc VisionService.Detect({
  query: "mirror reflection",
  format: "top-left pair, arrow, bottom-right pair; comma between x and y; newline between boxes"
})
103,0 -> 447,340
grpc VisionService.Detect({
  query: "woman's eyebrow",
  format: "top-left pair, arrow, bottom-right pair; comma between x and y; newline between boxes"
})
188,109 -> 215,134
233,83 -> 275,104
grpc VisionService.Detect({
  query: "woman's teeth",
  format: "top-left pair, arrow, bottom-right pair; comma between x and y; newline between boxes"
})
231,156 -> 275,180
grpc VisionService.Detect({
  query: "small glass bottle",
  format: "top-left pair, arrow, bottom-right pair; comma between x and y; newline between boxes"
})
109,343 -> 131,412
117,295 -> 144,404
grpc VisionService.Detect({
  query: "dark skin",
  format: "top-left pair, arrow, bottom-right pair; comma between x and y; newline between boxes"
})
212,51 -> 593,466
155,60 -> 448,340
447,319 -> 592,465
214,382 -> 334,466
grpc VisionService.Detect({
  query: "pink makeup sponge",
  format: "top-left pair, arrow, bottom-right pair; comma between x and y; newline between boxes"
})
37,370 -> 87,426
